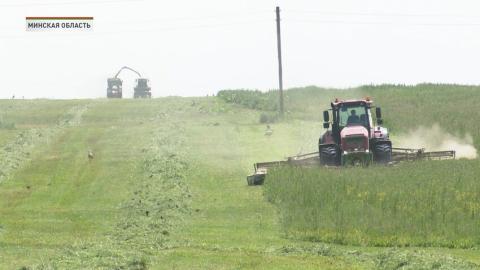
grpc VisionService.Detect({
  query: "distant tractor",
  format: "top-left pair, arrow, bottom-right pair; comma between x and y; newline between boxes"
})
133,78 -> 152,98
319,98 -> 391,166
107,66 -> 151,99
107,78 -> 123,98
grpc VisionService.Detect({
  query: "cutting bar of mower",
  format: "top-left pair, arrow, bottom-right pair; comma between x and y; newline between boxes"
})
392,148 -> 456,162
247,148 -> 456,186
247,152 -> 320,186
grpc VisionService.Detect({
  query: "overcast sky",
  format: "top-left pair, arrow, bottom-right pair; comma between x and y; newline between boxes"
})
1,0 -> 480,99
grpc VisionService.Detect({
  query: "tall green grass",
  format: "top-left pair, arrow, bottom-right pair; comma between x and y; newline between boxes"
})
264,161 -> 480,248
217,84 -> 480,148
217,89 -> 278,111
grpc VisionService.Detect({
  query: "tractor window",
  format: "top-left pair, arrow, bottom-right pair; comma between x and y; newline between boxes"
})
338,105 -> 368,127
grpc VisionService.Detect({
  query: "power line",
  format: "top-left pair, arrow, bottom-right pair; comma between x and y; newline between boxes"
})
286,9 -> 480,19
286,18 -> 480,27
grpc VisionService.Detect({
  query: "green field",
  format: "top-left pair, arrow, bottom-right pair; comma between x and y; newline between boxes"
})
265,162 -> 480,248
1,85 -> 480,269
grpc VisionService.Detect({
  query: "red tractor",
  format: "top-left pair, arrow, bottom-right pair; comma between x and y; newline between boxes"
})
246,97 -> 455,185
319,98 -> 391,166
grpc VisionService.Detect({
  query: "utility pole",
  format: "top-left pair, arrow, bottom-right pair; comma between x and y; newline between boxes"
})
276,6 -> 284,117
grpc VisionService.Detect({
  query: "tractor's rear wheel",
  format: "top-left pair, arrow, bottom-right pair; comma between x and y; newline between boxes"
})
374,142 -> 392,164
320,145 -> 339,166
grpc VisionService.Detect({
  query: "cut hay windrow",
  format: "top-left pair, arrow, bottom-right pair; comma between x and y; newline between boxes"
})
0,105 -> 88,183
114,112 -> 192,249
32,108 -> 192,269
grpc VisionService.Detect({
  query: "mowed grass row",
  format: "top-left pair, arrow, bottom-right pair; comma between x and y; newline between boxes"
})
0,99 -> 167,268
0,100 -> 89,146
264,160 -> 480,248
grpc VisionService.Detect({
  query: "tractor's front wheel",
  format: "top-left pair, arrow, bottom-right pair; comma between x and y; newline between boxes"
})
374,142 -> 392,164
320,145 -> 339,166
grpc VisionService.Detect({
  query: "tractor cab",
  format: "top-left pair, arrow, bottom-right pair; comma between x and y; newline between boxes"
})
334,100 -> 373,137
136,78 -> 149,87
326,99 -> 374,144
338,103 -> 371,128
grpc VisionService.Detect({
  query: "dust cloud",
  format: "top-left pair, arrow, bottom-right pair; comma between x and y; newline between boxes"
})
394,124 -> 477,159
